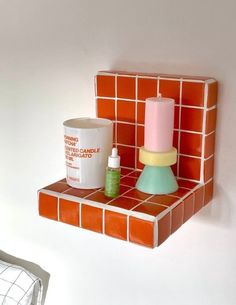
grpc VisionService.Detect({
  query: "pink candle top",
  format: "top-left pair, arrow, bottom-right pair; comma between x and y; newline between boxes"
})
144,96 -> 175,152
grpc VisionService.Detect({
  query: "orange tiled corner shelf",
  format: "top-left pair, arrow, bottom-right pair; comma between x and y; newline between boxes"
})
38,70 -> 217,248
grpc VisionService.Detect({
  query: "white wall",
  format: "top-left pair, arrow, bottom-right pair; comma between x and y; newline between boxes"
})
0,0 -> 236,304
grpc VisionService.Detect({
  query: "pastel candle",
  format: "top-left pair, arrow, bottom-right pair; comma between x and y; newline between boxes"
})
144,96 -> 175,152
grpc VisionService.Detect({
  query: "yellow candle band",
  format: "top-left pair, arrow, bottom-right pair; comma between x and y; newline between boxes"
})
139,147 -> 177,167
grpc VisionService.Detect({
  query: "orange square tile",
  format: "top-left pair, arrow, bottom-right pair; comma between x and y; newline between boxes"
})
117,123 -> 135,146
120,167 -> 134,175
119,184 -> 133,194
86,191 -> 112,203
177,179 -> 198,189
170,187 -> 190,197
108,196 -> 140,210
64,188 -> 98,198
137,125 -> 144,147
129,216 -> 154,248
207,81 -> 218,107
137,102 -> 145,124
117,100 -> 135,123
124,188 -> 151,201
206,108 -> 217,134
173,131 -> 179,149
180,108 -> 203,132
204,180 -> 214,205
44,182 -> 71,193
105,210 -> 127,240
96,75 -> 115,97
171,202 -> 184,233
171,163 -> 177,177
120,176 -> 137,187
38,192 -> 58,220
204,132 -> 215,158
182,82 -> 204,107
81,204 -> 103,233
117,76 -> 136,99
194,186 -> 204,213
117,145 -> 135,168
174,106 -> 180,129
138,78 -> 157,101
97,99 -> 115,120
183,193 -> 194,222
133,202 -> 167,216
159,79 -> 180,104
204,156 -> 214,182
113,122 -> 116,142
127,171 -> 141,178
59,199 -> 79,226
180,132 -> 202,157
179,156 -> 201,181
137,158 -> 145,170
149,195 -> 178,207
158,213 -> 171,246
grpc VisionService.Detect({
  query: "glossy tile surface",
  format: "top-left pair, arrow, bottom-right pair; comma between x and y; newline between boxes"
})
38,71 -> 217,249
81,205 -> 103,233
105,210 -> 127,240
129,217 -> 154,248
182,82 -> 204,107
38,167 -> 209,248
159,79 -> 180,104
59,199 -> 79,226
96,72 -> 217,184
138,78 -> 157,101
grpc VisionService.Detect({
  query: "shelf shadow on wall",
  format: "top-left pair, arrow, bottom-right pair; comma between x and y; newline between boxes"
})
0,250 -> 50,305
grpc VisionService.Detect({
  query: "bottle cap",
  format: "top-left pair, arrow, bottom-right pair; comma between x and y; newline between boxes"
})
108,147 -> 120,168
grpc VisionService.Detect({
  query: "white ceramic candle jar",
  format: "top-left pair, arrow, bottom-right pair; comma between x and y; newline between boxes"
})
63,118 -> 113,189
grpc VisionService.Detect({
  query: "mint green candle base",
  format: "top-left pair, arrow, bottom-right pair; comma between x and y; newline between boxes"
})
136,165 -> 178,195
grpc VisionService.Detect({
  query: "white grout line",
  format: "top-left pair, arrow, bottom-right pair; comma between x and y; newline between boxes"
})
203,181 -> 206,206
205,78 -> 217,84
94,75 -> 97,97
127,215 -> 130,242
115,74 -> 118,146
206,105 -> 217,111
94,76 -> 98,118
105,186 -> 136,205
79,202 -> 82,227
177,79 -> 183,177
115,142 -> 213,161
205,177 -> 213,184
157,76 -> 160,96
200,82 -> 208,183
176,176 -> 200,183
96,96 -> 215,111
97,71 -> 208,83
110,119 -> 214,135
115,74 -> 136,78
57,197 -> 59,221
135,76 -> 138,169
82,188 -> 103,199
205,130 -> 215,137
102,209 -> 105,234
192,191 -> 196,215
153,218 -> 158,247
95,98 -> 98,118
137,75 -> 158,80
